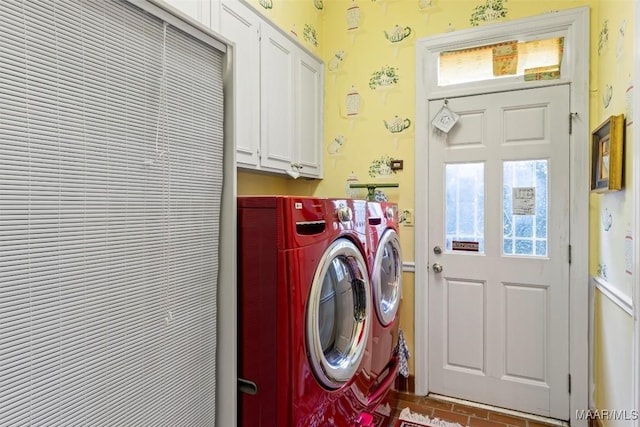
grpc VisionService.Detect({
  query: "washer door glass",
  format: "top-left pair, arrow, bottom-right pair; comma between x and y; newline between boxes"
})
307,238 -> 370,390
372,229 -> 402,326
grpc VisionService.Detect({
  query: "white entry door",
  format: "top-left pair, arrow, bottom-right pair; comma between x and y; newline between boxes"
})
427,85 -> 570,419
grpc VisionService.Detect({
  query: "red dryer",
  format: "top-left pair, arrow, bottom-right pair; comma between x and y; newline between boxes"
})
238,196 -> 375,427
365,201 -> 403,421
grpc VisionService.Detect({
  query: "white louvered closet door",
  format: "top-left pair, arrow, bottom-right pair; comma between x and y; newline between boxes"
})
0,1 -> 223,425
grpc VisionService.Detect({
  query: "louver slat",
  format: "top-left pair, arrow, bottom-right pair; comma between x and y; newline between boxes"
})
0,0 -> 222,425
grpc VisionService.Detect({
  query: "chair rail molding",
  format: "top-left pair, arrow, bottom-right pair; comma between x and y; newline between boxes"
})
592,276 -> 633,316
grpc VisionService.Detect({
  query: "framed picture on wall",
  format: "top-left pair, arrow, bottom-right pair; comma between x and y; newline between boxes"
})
591,114 -> 625,192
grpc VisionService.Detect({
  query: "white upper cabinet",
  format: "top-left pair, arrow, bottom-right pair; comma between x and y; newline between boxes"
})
295,49 -> 323,178
164,0 -> 220,32
259,24 -> 297,173
220,0 -> 261,168
220,0 -> 324,178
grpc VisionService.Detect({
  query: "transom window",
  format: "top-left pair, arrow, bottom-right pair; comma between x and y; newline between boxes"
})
439,37 -> 564,86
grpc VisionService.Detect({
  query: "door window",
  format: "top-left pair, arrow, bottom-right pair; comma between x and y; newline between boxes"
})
445,163 -> 485,253
502,160 -> 548,256
307,239 -> 370,389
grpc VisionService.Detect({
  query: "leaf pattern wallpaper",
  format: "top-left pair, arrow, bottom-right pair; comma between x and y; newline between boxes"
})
303,24 -> 319,46
598,20 -> 608,56
592,6 -> 635,298
317,0 -> 514,209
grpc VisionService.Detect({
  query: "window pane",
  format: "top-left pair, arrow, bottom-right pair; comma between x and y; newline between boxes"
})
503,238 -> 513,254
439,45 -> 494,86
439,37 -> 564,86
515,239 -> 533,254
445,163 -> 484,253
514,215 -> 533,238
503,160 -> 548,257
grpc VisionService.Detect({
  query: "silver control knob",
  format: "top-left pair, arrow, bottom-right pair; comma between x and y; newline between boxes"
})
337,205 -> 353,223
385,207 -> 395,220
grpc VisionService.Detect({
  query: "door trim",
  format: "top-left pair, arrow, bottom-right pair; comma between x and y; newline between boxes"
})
633,1 -> 640,424
414,8 -> 589,425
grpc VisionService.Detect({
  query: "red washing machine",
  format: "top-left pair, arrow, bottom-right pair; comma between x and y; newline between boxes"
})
238,196 -> 375,427
365,201 -> 403,423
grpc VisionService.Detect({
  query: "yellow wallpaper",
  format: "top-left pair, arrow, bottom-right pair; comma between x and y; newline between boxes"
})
590,0 -> 635,422
316,0 -> 591,265
237,171 -> 291,195
589,0 -> 634,298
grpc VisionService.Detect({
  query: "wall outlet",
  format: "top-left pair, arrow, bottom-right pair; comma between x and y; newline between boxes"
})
401,209 -> 414,226
390,159 -> 404,171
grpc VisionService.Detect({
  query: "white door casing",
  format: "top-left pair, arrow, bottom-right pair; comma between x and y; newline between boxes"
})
634,2 -> 640,424
427,86 -> 570,418
414,8 -> 589,426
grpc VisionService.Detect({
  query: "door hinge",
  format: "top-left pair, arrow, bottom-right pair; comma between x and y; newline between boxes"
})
568,244 -> 572,264
257,27 -> 261,41
568,374 -> 572,394
257,147 -> 261,160
569,112 -> 578,135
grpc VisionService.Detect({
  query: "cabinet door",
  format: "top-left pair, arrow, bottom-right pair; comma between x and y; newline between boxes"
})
165,0 -> 212,28
259,24 -> 296,173
296,50 -> 323,178
210,0 -> 220,32
220,0 -> 261,168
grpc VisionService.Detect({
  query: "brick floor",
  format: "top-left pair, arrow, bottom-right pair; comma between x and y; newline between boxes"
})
387,391 -> 562,427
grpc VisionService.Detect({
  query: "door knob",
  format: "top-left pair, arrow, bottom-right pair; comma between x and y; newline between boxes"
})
433,246 -> 442,254
432,263 -> 443,273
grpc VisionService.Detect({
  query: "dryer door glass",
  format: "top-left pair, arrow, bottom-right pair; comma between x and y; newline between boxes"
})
372,229 -> 402,326
307,238 -> 370,390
